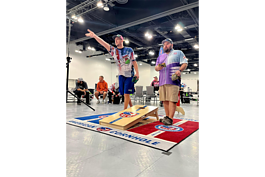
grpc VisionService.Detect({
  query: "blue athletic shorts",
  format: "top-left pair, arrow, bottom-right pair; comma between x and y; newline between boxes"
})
119,75 -> 135,95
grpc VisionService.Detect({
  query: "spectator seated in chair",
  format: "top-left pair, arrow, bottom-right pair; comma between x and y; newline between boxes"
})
73,78 -> 90,105
146,76 -> 160,103
95,76 -> 108,104
113,86 -> 122,104
108,82 -> 119,104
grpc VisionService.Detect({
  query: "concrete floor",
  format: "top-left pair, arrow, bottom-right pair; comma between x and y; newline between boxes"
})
66,98 -> 199,177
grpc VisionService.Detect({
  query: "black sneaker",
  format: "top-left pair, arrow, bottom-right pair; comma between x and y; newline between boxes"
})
160,116 -> 173,125
159,116 -> 168,123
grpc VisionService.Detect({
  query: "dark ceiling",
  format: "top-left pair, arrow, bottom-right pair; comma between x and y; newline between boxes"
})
66,0 -> 199,73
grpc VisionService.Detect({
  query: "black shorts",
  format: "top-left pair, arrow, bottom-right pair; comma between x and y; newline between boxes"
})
96,91 -> 107,96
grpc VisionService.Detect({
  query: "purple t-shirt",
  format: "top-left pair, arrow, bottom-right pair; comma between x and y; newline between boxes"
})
156,50 -> 188,87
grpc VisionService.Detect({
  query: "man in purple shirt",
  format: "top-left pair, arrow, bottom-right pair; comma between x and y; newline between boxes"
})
155,38 -> 188,125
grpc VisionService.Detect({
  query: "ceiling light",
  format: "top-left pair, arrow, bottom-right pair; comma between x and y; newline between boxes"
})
145,32 -> 153,40
175,25 -> 180,29
194,64 -> 198,66
125,40 -> 129,44
149,51 -> 154,55
194,72 -> 197,74
97,1 -> 104,8
103,4 -> 109,11
175,25 -> 183,32
134,54 -> 138,58
72,15 -> 77,19
106,58 -> 110,61
177,28 -> 183,32
140,63 -> 142,65
194,44 -> 199,49
76,50 -> 82,53
151,61 -> 155,64
183,72 -> 186,74
88,46 -> 96,51
78,18 -> 84,23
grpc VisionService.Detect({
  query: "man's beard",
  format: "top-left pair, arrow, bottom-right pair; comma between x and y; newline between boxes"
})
164,47 -> 172,53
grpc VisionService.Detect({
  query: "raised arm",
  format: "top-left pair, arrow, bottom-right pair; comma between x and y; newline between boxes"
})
85,29 -> 110,51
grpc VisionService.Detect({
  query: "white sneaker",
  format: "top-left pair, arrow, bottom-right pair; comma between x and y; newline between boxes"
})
102,99 -> 105,104
97,100 -> 100,104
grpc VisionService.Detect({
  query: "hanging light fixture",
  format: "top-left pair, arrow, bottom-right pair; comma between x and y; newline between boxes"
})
103,4 -> 109,11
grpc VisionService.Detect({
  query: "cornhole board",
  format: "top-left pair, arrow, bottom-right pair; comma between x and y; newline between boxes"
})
99,105 -> 159,130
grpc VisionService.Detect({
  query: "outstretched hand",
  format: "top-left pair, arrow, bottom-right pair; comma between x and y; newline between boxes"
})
85,28 -> 111,52
85,29 -> 96,38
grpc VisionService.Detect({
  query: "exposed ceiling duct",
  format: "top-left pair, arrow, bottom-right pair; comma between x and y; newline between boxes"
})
66,0 -> 199,71
71,2 -> 199,43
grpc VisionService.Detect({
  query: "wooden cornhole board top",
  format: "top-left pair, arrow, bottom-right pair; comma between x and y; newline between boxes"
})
99,105 -> 159,130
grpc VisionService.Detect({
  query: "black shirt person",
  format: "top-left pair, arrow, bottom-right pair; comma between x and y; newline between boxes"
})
73,78 -> 89,105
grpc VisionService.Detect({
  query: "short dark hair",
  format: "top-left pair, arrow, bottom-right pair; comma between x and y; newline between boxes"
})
100,76 -> 104,79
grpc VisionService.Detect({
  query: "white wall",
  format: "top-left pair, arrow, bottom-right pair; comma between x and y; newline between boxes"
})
135,62 -> 151,87
181,72 -> 199,92
67,43 -> 116,89
66,43 -> 199,91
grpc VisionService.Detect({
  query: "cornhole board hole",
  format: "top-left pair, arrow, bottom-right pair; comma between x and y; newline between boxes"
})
99,105 -> 159,130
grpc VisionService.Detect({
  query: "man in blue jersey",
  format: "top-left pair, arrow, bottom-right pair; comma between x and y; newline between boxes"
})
155,38 -> 188,125
85,29 -> 140,110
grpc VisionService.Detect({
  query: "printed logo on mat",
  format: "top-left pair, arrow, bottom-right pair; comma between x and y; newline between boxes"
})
155,125 -> 184,132
97,127 -> 112,132
119,112 -> 138,118
99,115 -> 109,118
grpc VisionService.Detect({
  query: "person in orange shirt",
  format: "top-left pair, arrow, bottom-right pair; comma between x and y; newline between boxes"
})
95,76 -> 108,104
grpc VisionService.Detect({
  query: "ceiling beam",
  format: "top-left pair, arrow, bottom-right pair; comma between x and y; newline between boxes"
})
166,12 -> 199,47
67,0 -> 96,15
89,13 -> 148,46
71,2 -> 199,43
133,38 -> 195,51
180,0 -> 199,27
67,0 -> 116,17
